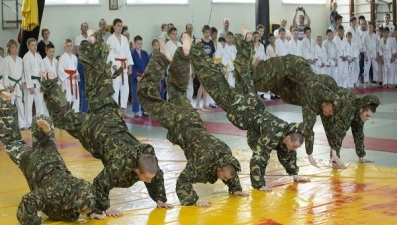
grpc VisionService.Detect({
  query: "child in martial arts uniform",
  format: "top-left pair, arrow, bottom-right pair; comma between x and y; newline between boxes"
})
289,28 -> 302,57
344,32 -> 359,88
58,39 -> 80,112
301,27 -> 317,71
42,43 -> 58,115
222,31 -> 237,87
362,22 -> 379,88
323,29 -> 339,81
379,27 -> 396,88
333,25 -> 349,87
23,38 -> 47,127
3,39 -> 27,129
275,28 -> 290,56
314,35 -> 326,74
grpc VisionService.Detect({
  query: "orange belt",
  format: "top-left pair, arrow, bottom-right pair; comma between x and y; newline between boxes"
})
115,58 -> 127,85
65,70 -> 78,99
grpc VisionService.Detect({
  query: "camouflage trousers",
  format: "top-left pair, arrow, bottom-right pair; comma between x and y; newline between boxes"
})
0,100 -> 30,166
137,48 -> 193,130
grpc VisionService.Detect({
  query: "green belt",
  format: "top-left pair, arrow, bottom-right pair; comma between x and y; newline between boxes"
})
8,76 -> 22,88
31,75 -> 41,82
9,76 -> 24,103
0,75 -> 3,80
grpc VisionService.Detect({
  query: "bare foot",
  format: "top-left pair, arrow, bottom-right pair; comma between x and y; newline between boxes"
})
159,36 -> 172,62
359,157 -> 375,163
194,106 -> 202,110
36,119 -> 51,135
241,25 -> 251,38
203,105 -> 210,109
87,29 -> 96,44
181,33 -> 192,56
0,84 -> 12,101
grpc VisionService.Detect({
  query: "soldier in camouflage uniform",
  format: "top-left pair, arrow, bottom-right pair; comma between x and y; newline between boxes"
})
190,28 -> 310,191
0,87 -> 98,225
252,48 -> 380,168
39,30 -> 172,215
137,35 -> 248,207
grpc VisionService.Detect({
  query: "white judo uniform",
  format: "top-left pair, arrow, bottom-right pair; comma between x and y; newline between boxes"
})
379,37 -> 396,86
362,33 -> 379,83
107,34 -> 134,109
301,37 -> 317,72
222,44 -> 237,87
333,35 -> 349,87
58,52 -> 80,112
288,38 -> 302,57
3,55 -> 27,128
322,39 -> 339,81
23,51 -> 47,126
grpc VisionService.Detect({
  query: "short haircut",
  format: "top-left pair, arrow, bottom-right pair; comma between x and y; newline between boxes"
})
168,23 -> 174,27
113,18 -> 122,26
151,39 -> 159,46
335,14 -> 343,21
46,43 -> 55,51
134,35 -> 142,43
346,31 -> 352,37
6,39 -> 18,54
26,38 -> 36,46
80,22 -> 88,28
368,21 -> 374,26
279,27 -> 286,33
186,23 -> 193,29
268,33 -> 275,38
168,27 -> 177,35
289,132 -> 305,144
257,24 -> 265,30
252,31 -> 259,36
384,27 -> 390,32
326,29 -> 333,35
378,25 -> 384,30
221,164 -> 237,178
226,31 -> 234,37
211,27 -> 218,34
161,23 -> 168,31
41,27 -> 50,37
316,35 -> 322,39
99,18 -> 105,26
137,154 -> 158,174
218,37 -> 226,42
292,28 -> 298,32
385,13 -> 390,18
358,15 -> 366,21
350,16 -> 357,22
362,104 -> 377,113
202,25 -> 211,33
304,26 -> 311,33
64,38 -> 73,45
337,25 -> 344,30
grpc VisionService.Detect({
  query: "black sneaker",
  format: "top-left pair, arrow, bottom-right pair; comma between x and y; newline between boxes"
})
260,94 -> 268,100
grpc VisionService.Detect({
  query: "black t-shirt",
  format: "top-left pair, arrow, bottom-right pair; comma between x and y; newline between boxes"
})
37,40 -> 53,59
201,39 -> 216,59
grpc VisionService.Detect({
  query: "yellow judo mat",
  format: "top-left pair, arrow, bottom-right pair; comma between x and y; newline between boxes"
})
0,129 -> 396,225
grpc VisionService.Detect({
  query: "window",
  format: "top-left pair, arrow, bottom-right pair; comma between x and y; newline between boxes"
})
127,0 -> 188,4
282,0 -> 326,4
212,0 -> 255,3
45,0 -> 99,5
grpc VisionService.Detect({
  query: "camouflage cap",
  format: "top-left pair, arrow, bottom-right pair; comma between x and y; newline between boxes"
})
31,114 -> 55,149
283,122 -> 305,137
64,178 -> 95,211
357,95 -> 380,109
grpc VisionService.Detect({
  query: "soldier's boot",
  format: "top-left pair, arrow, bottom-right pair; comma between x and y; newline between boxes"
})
234,33 -> 256,95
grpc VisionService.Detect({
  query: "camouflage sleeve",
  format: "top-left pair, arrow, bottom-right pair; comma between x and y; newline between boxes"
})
351,120 -> 366,157
17,188 -> 54,225
176,163 -> 198,206
92,168 -> 114,211
41,77 -> 87,139
302,107 -> 317,155
0,99 -> 22,146
144,167 -> 167,203
222,172 -> 243,193
276,150 -> 299,175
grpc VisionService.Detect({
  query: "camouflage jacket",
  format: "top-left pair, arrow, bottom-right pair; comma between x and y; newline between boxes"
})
41,78 -> 167,211
0,100 -> 94,225
168,108 -> 242,206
